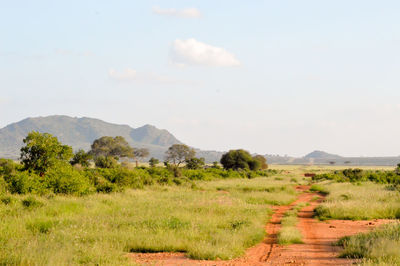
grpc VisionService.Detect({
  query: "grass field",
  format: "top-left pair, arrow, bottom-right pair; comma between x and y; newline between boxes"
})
313,182 -> 400,220
0,176 -> 299,265
338,222 -> 400,265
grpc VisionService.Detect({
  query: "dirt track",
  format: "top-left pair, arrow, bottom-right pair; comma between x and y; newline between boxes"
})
130,186 -> 393,265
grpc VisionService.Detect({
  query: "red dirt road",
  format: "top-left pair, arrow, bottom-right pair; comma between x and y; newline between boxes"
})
130,186 -> 394,265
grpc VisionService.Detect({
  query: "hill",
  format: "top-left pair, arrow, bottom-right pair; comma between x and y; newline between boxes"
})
304,150 -> 343,160
0,115 -> 221,161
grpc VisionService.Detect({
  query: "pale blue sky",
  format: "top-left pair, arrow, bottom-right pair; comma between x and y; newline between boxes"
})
1,1 -> 400,157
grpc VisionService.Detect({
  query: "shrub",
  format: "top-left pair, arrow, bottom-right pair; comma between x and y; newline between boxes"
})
94,156 -> 118,168
185,157 -> 205,170
3,171 -> 43,194
0,159 -> 20,176
43,165 -> 91,195
70,149 -> 92,167
21,196 -> 44,208
313,168 -> 400,185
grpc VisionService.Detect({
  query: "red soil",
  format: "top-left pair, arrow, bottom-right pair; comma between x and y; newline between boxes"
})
129,185 -> 394,265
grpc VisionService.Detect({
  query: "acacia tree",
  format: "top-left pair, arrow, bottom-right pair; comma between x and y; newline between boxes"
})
165,144 -> 195,167
20,131 -> 73,176
133,148 -> 149,167
89,136 -> 134,168
89,136 -> 134,159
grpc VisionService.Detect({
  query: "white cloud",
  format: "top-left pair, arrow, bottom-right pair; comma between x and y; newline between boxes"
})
109,68 -> 137,81
152,6 -> 201,18
170,38 -> 241,67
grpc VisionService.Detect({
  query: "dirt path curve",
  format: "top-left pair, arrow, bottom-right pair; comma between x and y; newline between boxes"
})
130,186 -> 392,266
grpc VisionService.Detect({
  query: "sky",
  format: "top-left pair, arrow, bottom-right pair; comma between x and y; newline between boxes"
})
1,0 -> 400,157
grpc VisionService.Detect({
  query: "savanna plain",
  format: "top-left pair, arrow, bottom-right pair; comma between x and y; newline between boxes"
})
1,162 -> 400,265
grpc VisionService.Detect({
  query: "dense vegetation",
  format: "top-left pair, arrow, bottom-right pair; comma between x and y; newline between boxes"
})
0,132 -> 272,196
312,167 -> 400,185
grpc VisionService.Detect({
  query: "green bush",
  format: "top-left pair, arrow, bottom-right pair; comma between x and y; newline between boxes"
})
0,159 -> 20,176
94,156 -> 118,168
3,171 -> 43,194
313,168 -> 400,185
43,165 -> 91,195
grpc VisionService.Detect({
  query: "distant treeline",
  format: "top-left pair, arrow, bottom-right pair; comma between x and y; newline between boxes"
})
0,131 -> 274,196
312,166 -> 400,185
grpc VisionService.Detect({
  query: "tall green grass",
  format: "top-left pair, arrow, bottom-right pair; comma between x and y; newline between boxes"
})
338,223 -> 400,265
0,177 -> 297,265
314,182 -> 400,220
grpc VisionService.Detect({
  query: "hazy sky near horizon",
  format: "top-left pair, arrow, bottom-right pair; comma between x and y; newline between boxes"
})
1,1 -> 400,157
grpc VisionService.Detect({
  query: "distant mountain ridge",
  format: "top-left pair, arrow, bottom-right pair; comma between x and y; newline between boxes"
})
0,116 -> 399,166
0,115 -> 184,160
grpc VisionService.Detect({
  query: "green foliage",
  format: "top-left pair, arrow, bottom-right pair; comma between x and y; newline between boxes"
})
89,136 -> 134,160
165,144 -> 196,166
149,157 -> 159,167
70,149 -> 92,167
3,171 -> 42,194
253,155 -> 268,170
185,157 -> 205,169
20,131 -> 73,175
94,156 -> 118,169
43,165 -> 91,195
0,159 -> 20,176
313,168 -> 400,185
220,150 -> 264,171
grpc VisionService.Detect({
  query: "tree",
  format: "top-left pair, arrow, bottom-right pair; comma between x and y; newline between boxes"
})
185,157 -> 205,169
248,158 -> 261,171
253,155 -> 268,170
94,156 -> 118,168
165,144 -> 195,167
20,131 -> 73,175
70,149 -> 92,167
329,161 -> 336,165
220,149 -> 256,170
133,148 -> 150,167
396,163 -> 400,175
89,136 -> 134,160
149,157 -> 159,167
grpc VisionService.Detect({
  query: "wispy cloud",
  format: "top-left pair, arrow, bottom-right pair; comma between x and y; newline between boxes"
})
152,6 -> 201,18
170,38 -> 240,67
